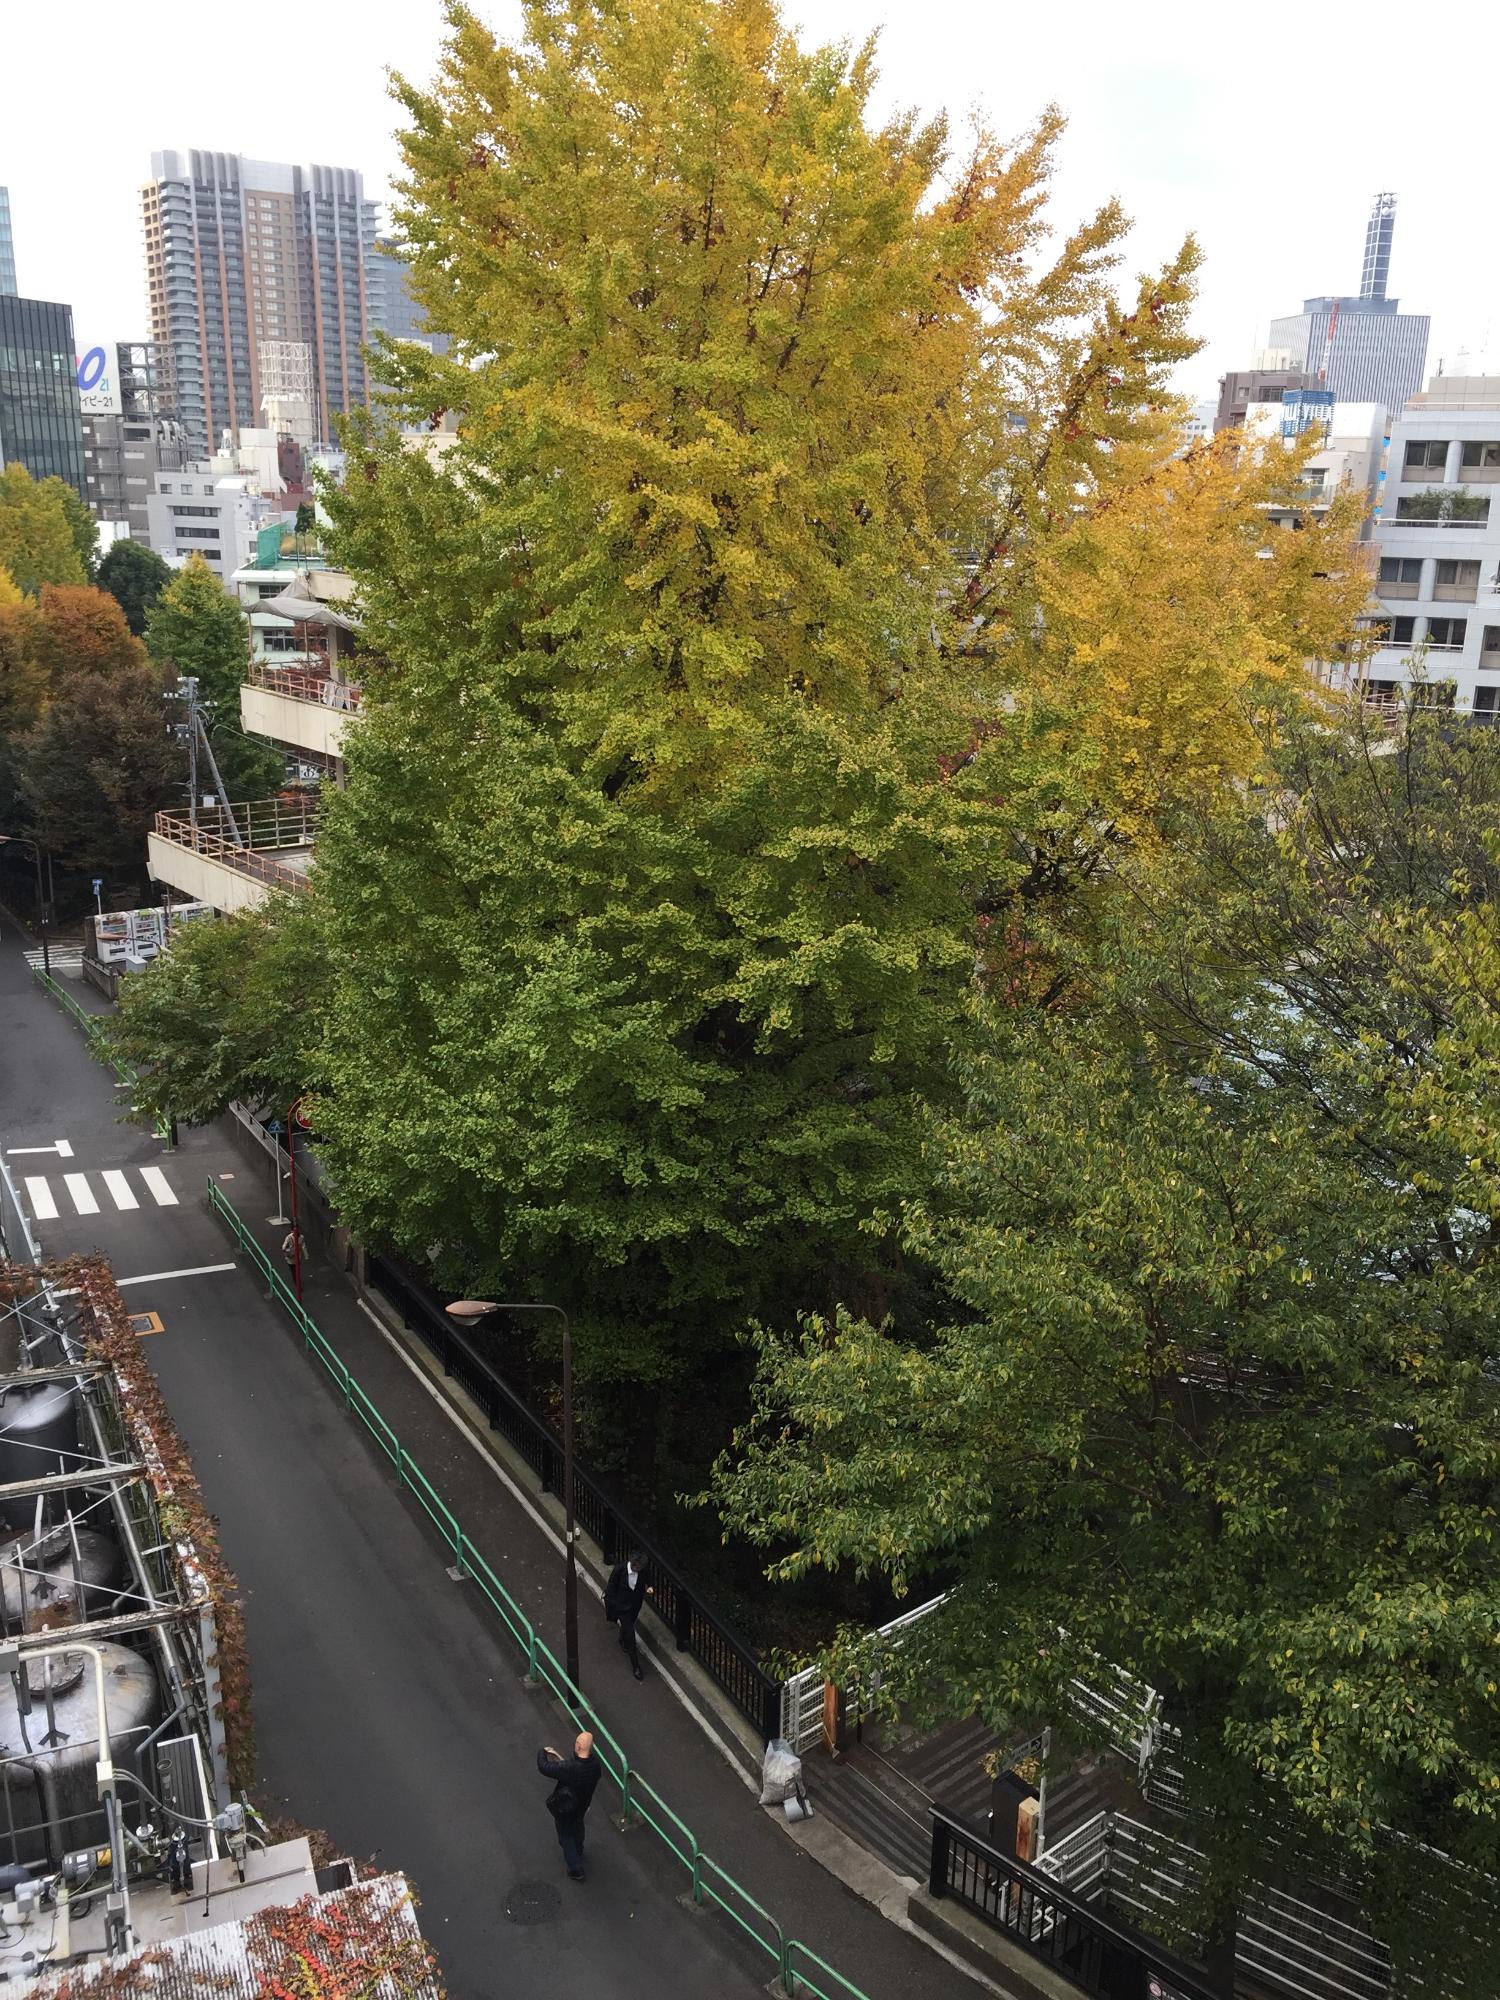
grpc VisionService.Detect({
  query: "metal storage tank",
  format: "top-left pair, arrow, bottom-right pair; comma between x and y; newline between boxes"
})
0,1526 -> 121,1631
0,1644 -> 157,1867
0,1383 -> 79,1530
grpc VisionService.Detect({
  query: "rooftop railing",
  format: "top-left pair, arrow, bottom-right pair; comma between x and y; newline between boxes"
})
152,797 -> 319,895
246,662 -> 361,710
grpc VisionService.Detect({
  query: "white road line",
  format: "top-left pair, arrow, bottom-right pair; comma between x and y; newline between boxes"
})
24,1177 -> 58,1221
64,1174 -> 100,1216
113,1263 -> 237,1288
7,1141 -> 73,1158
139,1167 -> 178,1208
101,1171 -> 139,1211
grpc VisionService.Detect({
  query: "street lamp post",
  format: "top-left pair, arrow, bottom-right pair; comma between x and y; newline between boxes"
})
0,835 -> 51,976
286,1098 -> 305,1303
446,1297 -> 578,1692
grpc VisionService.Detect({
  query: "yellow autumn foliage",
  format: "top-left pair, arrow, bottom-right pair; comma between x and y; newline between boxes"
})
986,427 -> 1374,842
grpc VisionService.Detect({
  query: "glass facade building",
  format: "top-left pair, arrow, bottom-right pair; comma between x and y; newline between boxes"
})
0,188 -> 16,295
0,295 -> 86,494
366,237 -> 450,359
1267,297 -> 1429,420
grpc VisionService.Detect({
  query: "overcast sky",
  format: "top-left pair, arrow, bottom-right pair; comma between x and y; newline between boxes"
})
5,0 -> 1497,401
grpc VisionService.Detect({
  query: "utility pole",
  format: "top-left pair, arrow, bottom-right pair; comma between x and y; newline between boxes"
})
185,678 -> 199,835
176,678 -> 243,848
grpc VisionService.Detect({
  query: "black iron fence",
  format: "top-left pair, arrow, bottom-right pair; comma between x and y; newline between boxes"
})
364,1251 -> 783,1743
929,1807 -> 1219,2000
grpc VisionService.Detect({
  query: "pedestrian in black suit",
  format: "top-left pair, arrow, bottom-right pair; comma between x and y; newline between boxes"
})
604,1549 -> 651,1681
537,1732 -> 600,1881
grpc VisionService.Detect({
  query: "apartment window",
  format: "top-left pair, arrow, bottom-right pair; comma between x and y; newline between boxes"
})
1367,616 -> 1416,648
174,526 -> 221,540
204,484 -> 215,496
1483,627 -> 1500,660
1434,559 -> 1480,601
1405,438 -> 1448,471
1427,617 -> 1467,651
169,505 -> 218,517
1473,685 -> 1498,720
1363,680 -> 1398,703
1378,556 -> 1422,595
1395,493 -> 1490,526
1460,441 -> 1500,469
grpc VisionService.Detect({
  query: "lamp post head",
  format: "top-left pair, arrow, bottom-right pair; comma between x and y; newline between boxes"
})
445,1299 -> 500,1323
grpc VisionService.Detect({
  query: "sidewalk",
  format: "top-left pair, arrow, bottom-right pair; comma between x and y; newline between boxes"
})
214,1137 -> 988,2000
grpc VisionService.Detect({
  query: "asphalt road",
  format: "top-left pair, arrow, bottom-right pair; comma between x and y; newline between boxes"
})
0,915 -> 768,2000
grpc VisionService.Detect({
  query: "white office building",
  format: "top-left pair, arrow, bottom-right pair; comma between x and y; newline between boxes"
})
1352,375 -> 1500,716
145,467 -> 285,576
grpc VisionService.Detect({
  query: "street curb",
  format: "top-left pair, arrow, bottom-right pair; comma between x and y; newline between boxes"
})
212,1129 -> 1003,1997
346,1276 -> 1004,1995
351,1282 -> 766,1785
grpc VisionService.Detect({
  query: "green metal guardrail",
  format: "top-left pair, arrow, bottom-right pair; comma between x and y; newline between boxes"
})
31,965 -> 169,1143
207,1180 -> 871,2000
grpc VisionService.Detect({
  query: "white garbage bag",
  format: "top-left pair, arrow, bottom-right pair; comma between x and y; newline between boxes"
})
759,1738 -> 803,1808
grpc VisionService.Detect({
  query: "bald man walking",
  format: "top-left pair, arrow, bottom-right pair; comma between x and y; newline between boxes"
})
537,1731 -> 601,1881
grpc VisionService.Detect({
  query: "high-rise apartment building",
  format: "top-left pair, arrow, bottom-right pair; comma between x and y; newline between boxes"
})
0,295 -> 86,493
142,151 -> 376,457
1268,193 -> 1429,418
0,188 -> 16,296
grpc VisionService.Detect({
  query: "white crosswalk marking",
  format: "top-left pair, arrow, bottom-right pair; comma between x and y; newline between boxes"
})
139,1167 -> 178,1208
64,1174 -> 100,1216
101,1170 -> 139,1211
22,946 -> 85,974
24,1177 -> 58,1221
21,1166 -> 179,1220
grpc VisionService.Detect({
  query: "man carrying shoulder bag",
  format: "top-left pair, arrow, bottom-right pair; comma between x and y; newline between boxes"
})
537,1732 -> 600,1881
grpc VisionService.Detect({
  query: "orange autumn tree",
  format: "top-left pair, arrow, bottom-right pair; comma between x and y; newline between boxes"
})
33,584 -> 148,683
0,569 -> 48,739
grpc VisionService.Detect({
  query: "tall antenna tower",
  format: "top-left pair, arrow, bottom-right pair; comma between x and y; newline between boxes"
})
1360,192 -> 1397,302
